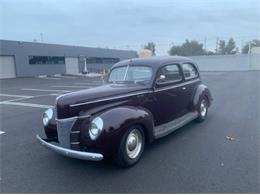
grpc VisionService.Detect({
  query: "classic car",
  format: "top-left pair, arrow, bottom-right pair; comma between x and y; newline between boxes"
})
36,56 -> 213,167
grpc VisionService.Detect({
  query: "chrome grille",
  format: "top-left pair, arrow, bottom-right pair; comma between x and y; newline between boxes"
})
56,117 -> 77,148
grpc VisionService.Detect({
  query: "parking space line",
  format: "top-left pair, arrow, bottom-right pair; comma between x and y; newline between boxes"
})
6,97 -> 32,102
6,94 -> 63,102
0,93 -> 33,98
22,88 -> 71,93
0,101 -> 53,109
37,77 -> 61,80
0,93 -> 66,104
0,131 -> 5,135
51,85 -> 89,88
74,83 -> 102,86
54,75 -> 77,79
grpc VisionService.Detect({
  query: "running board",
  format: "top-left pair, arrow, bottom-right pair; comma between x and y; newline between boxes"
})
154,111 -> 198,139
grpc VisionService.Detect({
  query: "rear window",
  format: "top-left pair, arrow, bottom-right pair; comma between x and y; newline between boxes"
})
156,64 -> 182,84
181,63 -> 198,79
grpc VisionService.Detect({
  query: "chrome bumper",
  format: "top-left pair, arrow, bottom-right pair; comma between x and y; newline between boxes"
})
36,135 -> 103,161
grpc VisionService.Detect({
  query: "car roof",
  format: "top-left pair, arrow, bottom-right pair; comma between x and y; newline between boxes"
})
112,56 -> 195,70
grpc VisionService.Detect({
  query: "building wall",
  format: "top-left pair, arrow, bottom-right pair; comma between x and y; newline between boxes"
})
251,46 -> 260,54
0,40 -> 137,77
189,54 -> 260,71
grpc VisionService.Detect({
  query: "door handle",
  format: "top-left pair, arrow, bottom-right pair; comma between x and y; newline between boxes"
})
182,87 -> 186,90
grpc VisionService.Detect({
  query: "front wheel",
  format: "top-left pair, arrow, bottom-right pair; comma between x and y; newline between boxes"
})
195,97 -> 208,122
114,125 -> 145,168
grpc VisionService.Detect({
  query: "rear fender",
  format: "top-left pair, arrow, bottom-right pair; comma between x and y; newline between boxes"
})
192,84 -> 213,110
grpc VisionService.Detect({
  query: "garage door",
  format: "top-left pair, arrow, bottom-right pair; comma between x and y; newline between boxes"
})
0,56 -> 16,79
65,57 -> 79,74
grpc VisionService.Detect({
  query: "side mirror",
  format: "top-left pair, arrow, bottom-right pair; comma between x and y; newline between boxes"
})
156,74 -> 166,84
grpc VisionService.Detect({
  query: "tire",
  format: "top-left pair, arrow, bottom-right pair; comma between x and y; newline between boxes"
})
114,125 -> 145,168
195,97 -> 208,122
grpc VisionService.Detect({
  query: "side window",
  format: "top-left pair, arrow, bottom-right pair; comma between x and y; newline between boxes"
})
181,63 -> 198,80
156,64 -> 182,84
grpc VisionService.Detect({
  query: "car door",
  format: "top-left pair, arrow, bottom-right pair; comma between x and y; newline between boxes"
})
147,64 -> 188,126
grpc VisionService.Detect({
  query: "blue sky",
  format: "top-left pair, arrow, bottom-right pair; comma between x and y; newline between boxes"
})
0,0 -> 259,55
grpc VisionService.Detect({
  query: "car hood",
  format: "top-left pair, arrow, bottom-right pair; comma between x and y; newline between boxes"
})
56,84 -> 149,118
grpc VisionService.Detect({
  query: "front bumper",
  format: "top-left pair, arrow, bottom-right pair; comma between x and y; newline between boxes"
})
36,135 -> 103,161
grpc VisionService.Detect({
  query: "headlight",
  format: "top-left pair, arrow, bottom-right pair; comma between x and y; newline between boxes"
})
43,108 -> 53,126
89,117 -> 103,140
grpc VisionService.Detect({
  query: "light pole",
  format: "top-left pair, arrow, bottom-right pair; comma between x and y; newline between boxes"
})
248,41 -> 252,70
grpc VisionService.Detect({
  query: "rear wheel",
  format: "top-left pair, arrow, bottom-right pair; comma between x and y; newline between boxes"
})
195,97 -> 208,122
114,125 -> 145,168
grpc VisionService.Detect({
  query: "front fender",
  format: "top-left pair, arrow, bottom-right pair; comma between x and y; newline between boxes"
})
80,106 -> 154,157
192,84 -> 213,110
100,106 -> 154,141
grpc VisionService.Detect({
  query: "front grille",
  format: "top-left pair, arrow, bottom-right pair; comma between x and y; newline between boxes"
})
56,117 -> 77,148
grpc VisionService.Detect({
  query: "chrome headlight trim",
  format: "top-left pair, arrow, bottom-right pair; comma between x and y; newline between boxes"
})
89,117 -> 103,140
43,108 -> 53,126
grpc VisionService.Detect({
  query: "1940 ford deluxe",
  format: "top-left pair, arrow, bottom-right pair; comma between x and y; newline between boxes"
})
36,56 -> 213,167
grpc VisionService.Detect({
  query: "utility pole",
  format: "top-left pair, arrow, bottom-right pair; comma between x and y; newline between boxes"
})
215,37 -> 219,54
204,36 -> 207,51
248,41 -> 252,70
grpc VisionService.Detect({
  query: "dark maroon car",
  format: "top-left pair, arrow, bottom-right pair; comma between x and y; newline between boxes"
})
37,56 -> 213,167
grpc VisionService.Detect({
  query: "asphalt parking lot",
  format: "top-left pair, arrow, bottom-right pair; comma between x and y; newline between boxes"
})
0,71 -> 259,193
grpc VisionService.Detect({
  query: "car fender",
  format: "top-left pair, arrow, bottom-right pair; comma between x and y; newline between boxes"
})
99,106 -> 154,142
192,84 -> 213,110
79,106 -> 154,157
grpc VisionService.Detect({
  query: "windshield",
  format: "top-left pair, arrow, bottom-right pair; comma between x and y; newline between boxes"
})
108,65 -> 153,84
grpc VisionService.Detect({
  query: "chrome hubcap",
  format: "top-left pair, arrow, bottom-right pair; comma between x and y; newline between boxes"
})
126,129 -> 142,159
200,99 -> 207,117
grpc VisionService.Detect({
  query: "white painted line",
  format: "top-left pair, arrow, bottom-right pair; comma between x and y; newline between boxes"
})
39,77 -> 61,80
0,93 -> 67,104
42,77 -> 60,80
0,93 -> 33,98
6,94 -> 62,102
54,75 -> 76,79
74,83 -> 102,86
0,101 -> 53,109
22,88 -> 71,93
7,97 -> 32,102
51,85 -> 88,88
0,131 -> 5,135
76,80 -> 103,83
37,75 -> 47,78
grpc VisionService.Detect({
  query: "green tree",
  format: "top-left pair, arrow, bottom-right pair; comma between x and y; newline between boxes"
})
225,38 -> 237,54
242,39 -> 260,54
206,51 -> 216,55
218,38 -> 237,54
144,42 -> 156,56
218,40 -> 226,55
168,40 -> 206,56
